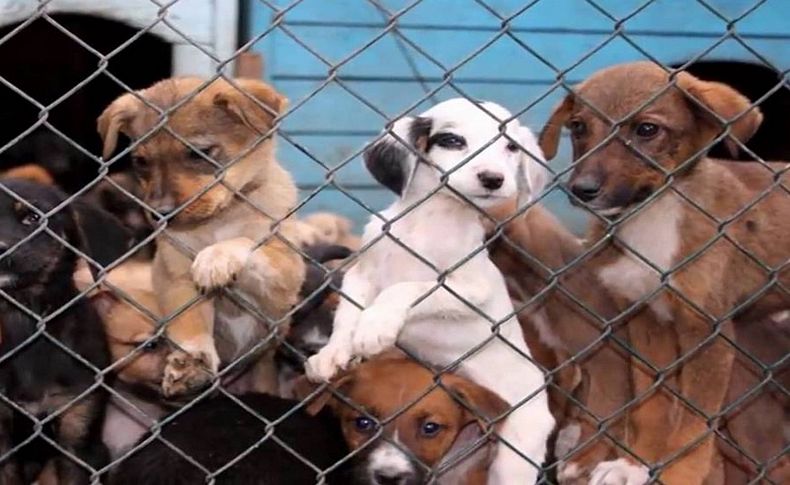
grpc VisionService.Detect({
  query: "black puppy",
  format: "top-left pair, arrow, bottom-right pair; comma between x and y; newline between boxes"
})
0,179 -> 110,484
277,244 -> 351,398
110,393 -> 356,485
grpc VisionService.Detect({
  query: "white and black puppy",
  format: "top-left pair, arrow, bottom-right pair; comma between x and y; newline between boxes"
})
307,98 -> 554,484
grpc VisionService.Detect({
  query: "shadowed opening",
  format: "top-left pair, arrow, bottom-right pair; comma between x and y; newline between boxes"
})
0,14 -> 172,192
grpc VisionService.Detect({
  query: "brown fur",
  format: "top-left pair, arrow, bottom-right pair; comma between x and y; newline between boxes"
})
539,61 -> 790,484
303,357 -> 509,484
487,201 -> 633,480
2,164 -> 55,185
98,77 -> 306,398
300,212 -> 362,251
717,316 -> 790,484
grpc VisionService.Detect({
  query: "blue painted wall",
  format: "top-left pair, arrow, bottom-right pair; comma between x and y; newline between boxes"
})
244,0 -> 790,232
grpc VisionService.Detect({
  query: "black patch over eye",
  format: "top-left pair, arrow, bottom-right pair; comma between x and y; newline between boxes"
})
420,421 -> 443,437
635,122 -> 660,139
568,120 -> 587,138
429,133 -> 467,150
353,416 -> 377,433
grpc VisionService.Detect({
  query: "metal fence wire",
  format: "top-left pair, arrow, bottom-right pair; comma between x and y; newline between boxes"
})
0,0 -> 787,484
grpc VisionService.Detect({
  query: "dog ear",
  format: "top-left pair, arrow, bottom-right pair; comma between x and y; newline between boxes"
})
539,94 -> 575,160
299,372 -> 355,416
364,116 -> 431,196
515,126 -> 550,210
676,72 -> 763,157
97,92 -> 142,160
442,374 -> 510,433
213,78 -> 288,135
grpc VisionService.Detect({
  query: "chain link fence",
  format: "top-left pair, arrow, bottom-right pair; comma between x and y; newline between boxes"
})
0,0 -> 787,483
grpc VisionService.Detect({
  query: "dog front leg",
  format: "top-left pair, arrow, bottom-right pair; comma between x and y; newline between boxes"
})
155,251 -> 217,398
587,309 -> 676,485
352,277 -> 490,357
306,264 -> 373,381
659,309 -> 735,485
192,236 -> 306,316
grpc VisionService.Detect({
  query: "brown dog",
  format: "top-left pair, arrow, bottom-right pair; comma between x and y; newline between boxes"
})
98,78 -> 306,398
538,61 -> 790,484
488,201 -> 633,482
304,356 -> 509,485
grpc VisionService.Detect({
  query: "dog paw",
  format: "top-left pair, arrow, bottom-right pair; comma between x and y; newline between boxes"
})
191,239 -> 254,290
589,458 -> 650,485
351,307 -> 405,357
305,344 -> 352,382
556,461 -> 588,484
161,348 -> 219,398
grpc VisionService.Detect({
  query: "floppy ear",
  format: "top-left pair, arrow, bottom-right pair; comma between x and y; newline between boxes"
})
539,94 -> 575,160
515,126 -> 550,210
213,78 -> 289,135
442,374 -> 510,432
676,72 -> 763,157
298,372 -> 355,416
97,92 -> 142,160
364,116 -> 431,196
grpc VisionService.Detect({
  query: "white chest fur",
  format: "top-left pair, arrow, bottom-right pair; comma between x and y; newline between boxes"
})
597,193 -> 683,321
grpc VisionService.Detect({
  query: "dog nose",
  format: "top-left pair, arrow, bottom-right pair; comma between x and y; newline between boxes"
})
477,170 -> 504,191
570,176 -> 602,202
150,200 -> 177,217
373,471 -> 409,485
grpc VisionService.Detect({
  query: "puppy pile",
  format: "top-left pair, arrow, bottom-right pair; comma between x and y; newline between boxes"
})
0,62 -> 785,485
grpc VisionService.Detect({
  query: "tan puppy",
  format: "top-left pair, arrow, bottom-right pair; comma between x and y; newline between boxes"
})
539,61 -> 790,484
305,356 -> 509,485
98,78 -> 306,398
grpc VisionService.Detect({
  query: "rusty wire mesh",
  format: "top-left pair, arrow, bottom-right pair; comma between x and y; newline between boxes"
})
0,0 -> 787,484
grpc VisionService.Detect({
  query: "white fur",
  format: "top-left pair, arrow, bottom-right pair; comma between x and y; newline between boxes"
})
598,192 -> 683,322
307,99 -> 554,484
589,458 -> 650,485
367,440 -> 415,482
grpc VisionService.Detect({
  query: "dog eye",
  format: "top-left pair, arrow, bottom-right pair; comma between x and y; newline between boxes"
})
189,145 -> 220,163
353,416 -> 377,433
420,421 -> 443,437
568,120 -> 587,138
20,211 -> 41,226
635,122 -> 660,139
141,338 -> 160,352
131,156 -> 149,172
431,133 -> 467,150
506,141 -> 520,153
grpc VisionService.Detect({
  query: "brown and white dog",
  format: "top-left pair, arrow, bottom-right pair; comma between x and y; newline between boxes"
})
98,78 -> 306,398
538,61 -> 790,484
304,356 -> 509,485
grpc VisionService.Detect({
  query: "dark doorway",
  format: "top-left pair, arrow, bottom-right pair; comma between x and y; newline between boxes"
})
0,14 -> 172,192
678,60 -> 790,162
